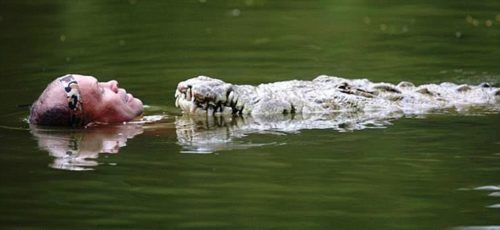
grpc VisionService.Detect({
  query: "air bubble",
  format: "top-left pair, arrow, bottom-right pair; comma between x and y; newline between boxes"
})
380,24 -> 387,32
230,9 -> 241,17
363,17 -> 371,25
466,15 -> 473,23
402,25 -> 408,33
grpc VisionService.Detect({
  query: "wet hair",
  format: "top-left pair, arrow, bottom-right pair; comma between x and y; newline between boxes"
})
29,77 -> 87,127
29,104 -> 73,126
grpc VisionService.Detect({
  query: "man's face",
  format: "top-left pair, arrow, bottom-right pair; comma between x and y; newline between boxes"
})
74,75 -> 144,123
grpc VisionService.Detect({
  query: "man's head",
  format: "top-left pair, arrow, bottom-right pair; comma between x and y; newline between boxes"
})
29,74 -> 144,127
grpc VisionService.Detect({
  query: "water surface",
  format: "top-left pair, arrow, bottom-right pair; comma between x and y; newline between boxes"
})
0,0 -> 499,229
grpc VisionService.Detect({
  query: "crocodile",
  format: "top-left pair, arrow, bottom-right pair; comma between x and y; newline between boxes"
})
175,75 -> 500,117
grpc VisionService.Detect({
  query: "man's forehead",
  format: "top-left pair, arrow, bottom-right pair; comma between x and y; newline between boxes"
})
72,74 -> 98,84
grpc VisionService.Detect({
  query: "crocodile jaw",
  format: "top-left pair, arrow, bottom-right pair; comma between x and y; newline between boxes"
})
175,76 -> 249,115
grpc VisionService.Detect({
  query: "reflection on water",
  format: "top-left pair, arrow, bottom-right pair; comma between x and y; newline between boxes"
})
175,115 -> 278,154
31,111 -> 404,167
473,185 -> 500,209
174,111 -> 402,153
455,184 -> 500,230
454,227 -> 500,230
31,108 -> 500,173
30,124 -> 143,171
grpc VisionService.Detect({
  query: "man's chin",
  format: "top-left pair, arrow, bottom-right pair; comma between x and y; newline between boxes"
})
134,110 -> 144,119
131,99 -> 144,113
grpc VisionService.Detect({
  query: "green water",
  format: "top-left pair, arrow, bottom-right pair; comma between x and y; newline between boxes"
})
1,0 -> 500,229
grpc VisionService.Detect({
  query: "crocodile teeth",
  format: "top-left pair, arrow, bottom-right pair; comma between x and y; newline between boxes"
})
215,94 -> 226,104
228,91 -> 234,104
175,90 -> 180,107
185,86 -> 192,101
175,80 -> 242,115
189,95 -> 196,113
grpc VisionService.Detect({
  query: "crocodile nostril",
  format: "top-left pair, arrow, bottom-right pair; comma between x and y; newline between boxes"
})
479,82 -> 491,88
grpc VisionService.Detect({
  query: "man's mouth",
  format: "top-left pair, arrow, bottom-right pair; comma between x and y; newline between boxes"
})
119,88 -> 133,103
126,93 -> 132,103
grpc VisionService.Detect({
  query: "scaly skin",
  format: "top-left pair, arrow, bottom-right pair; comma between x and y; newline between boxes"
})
175,75 -> 500,116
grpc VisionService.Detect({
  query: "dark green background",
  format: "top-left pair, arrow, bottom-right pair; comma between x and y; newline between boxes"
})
1,0 -> 499,229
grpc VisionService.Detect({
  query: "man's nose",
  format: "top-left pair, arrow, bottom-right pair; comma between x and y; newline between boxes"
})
101,80 -> 119,93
